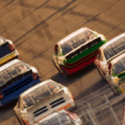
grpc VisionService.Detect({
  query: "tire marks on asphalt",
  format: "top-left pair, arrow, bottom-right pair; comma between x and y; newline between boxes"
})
14,0 -> 76,46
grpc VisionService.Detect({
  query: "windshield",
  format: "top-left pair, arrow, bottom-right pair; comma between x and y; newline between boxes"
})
104,37 -> 125,60
113,57 -> 125,74
40,112 -> 71,125
23,81 -> 61,108
61,30 -> 96,55
0,62 -> 30,87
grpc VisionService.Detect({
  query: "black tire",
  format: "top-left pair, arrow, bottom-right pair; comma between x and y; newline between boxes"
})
16,54 -> 19,58
73,103 -> 77,110
15,113 -> 22,125
52,60 -> 61,73
95,65 -> 107,82
60,67 -> 70,79
111,86 -> 121,96
68,103 -> 77,111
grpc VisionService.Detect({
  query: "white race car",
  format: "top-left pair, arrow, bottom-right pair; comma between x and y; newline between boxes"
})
94,33 -> 125,81
14,79 -> 76,125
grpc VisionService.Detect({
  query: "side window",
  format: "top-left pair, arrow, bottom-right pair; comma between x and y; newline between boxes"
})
54,44 -> 58,55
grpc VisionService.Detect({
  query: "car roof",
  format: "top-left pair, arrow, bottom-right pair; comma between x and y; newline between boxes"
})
0,59 -> 22,72
111,53 -> 125,64
21,79 -> 56,97
57,27 -> 90,45
38,110 -> 66,123
101,33 -> 125,50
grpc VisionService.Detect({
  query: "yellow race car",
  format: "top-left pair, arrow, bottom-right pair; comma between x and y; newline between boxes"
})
0,36 -> 19,65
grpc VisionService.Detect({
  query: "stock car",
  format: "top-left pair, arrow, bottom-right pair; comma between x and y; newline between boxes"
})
99,52 -> 125,94
94,33 -> 125,81
94,33 -> 125,94
0,59 -> 41,106
52,27 -> 107,78
0,36 -> 18,65
14,79 -> 76,125
35,110 -> 83,125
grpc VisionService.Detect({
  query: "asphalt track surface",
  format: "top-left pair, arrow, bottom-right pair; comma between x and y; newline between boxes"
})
0,0 -> 125,124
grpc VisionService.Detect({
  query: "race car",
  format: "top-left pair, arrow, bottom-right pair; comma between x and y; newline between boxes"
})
0,59 -> 41,106
52,27 -> 107,78
0,36 -> 18,65
94,33 -> 125,82
14,79 -> 76,125
101,52 -> 125,94
35,110 -> 83,125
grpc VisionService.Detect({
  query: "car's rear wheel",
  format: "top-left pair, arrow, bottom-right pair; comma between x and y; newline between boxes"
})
52,60 -> 61,73
111,86 -> 122,95
60,67 -> 70,78
15,113 -> 22,125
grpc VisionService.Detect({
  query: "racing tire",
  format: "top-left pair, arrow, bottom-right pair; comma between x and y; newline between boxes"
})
95,65 -> 107,82
73,103 -> 77,110
15,113 -> 22,125
68,103 -> 77,111
60,67 -> 71,79
111,86 -> 121,96
52,60 -> 61,73
15,52 -> 19,58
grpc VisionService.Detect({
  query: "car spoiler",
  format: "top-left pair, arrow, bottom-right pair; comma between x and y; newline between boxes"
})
107,50 -> 125,64
0,69 -> 32,90
65,37 -> 101,60
26,89 -> 65,112
26,89 -> 67,122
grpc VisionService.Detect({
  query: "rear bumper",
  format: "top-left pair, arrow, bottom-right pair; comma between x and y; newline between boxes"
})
35,99 -> 75,123
60,55 -> 97,75
0,79 -> 41,107
0,50 -> 19,65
